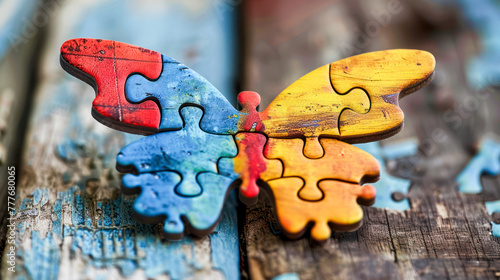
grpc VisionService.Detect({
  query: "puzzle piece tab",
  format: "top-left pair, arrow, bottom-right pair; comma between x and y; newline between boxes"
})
267,177 -> 376,241
457,139 -> 500,193
60,39 -> 162,134
218,133 -> 282,204
122,171 -> 234,240
264,138 -> 380,201
116,107 -> 237,196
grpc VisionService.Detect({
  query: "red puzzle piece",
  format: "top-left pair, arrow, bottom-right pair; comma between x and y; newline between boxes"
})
60,38 -> 162,133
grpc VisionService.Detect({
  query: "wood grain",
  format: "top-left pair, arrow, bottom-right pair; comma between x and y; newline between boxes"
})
241,0 -> 500,279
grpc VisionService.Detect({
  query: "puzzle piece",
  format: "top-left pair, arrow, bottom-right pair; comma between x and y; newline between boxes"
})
457,139 -> 500,194
333,50 -> 435,142
60,39 -> 163,134
264,138 -> 380,201
116,107 -> 237,196
355,140 -> 418,210
122,171 -> 234,240
218,132 -> 283,204
485,200 -> 500,238
266,177 -> 376,241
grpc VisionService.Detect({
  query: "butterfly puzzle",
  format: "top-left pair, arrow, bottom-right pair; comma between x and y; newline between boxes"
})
60,38 -> 435,242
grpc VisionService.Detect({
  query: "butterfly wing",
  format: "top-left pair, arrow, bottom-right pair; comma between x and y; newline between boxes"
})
60,38 -> 163,134
260,49 -> 435,143
60,38 -> 240,135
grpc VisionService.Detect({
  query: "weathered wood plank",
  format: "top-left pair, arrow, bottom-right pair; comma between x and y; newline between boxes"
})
1,0 -> 240,279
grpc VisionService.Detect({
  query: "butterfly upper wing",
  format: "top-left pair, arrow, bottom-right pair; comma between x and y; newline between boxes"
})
260,49 -> 435,143
60,38 -> 163,134
60,38 -> 240,135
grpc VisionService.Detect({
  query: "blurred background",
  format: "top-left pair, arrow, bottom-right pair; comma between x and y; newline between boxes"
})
1,0 -> 500,279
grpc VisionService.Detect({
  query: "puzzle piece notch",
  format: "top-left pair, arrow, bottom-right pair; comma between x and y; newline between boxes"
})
122,171 -> 234,240
116,106 -> 237,197
334,50 -> 435,142
485,200 -> 500,238
125,55 -> 242,134
60,38 -> 162,133
218,132 -> 282,204
457,139 -> 500,194
266,177 -> 376,241
259,64 -> 371,141
236,91 -> 264,132
355,140 -> 418,211
264,138 -> 380,201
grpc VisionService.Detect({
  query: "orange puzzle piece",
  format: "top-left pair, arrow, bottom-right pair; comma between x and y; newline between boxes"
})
264,138 -> 380,201
267,177 -> 376,241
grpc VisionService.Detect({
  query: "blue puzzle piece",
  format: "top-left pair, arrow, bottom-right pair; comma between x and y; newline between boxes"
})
355,140 -> 418,211
126,54 -> 242,134
457,139 -> 500,193
116,107 -> 237,196
485,200 -> 500,237
440,0 -> 500,88
122,172 -> 234,240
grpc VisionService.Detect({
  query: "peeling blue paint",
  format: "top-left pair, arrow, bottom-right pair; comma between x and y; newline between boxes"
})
13,186 -> 239,279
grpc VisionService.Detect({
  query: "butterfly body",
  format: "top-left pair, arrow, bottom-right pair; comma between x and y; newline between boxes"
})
61,38 -> 435,241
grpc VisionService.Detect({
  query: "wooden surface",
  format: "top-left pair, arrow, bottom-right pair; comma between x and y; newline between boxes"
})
2,0 -> 500,279
241,0 -> 500,279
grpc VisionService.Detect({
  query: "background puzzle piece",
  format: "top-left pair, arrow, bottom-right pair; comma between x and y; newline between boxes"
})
116,107 -> 237,196
457,139 -> 500,193
355,140 -> 418,211
259,63 -> 370,158
122,171 -> 234,240
264,138 -> 380,201
266,177 -> 376,241
60,39 -> 162,133
218,132 -> 283,204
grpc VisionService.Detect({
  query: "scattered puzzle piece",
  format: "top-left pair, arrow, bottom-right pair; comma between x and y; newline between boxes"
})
116,107 -> 237,196
122,171 -> 234,240
218,132 -> 282,204
355,140 -> 418,210
264,138 -> 380,201
485,200 -> 500,238
259,64 -> 370,158
60,38 -> 163,134
457,139 -> 500,194
266,177 -> 376,241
